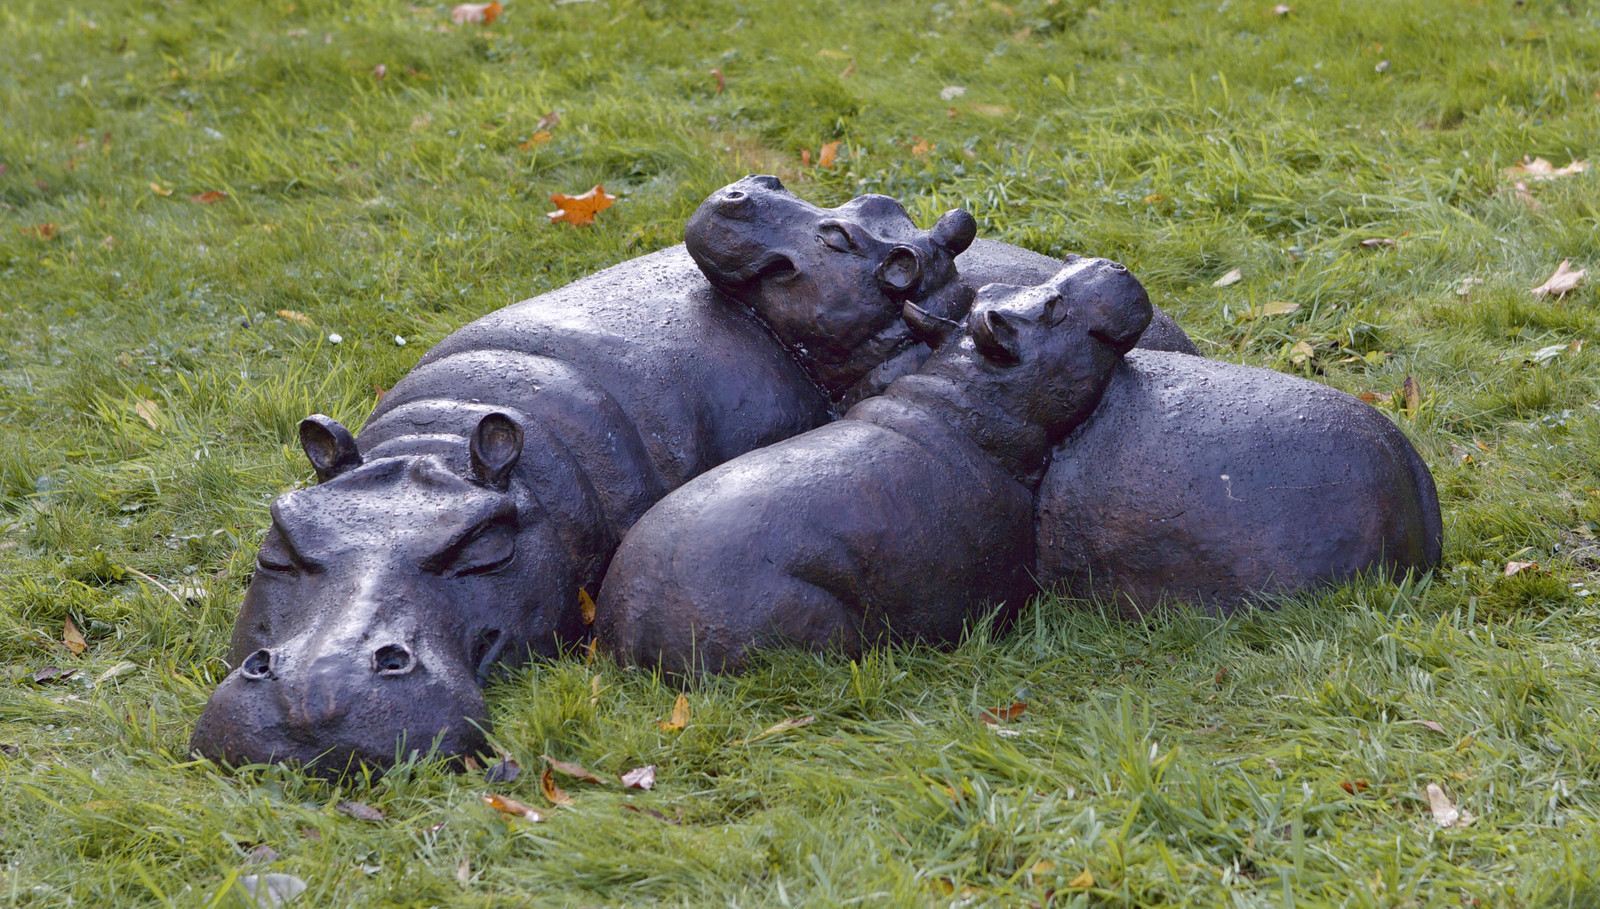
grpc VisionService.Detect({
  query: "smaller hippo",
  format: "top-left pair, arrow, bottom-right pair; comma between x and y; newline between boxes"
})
597,257 -> 1153,675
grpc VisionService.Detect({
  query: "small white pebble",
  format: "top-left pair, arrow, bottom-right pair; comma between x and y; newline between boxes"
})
394,335 -> 406,346
328,333 -> 343,344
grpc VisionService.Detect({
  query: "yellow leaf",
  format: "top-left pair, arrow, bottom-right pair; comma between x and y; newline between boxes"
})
276,309 -> 314,327
1068,868 -> 1095,889
578,588 -> 596,625
1031,861 -> 1056,875
1402,376 -> 1422,416
1504,561 -> 1538,577
540,766 -> 574,806
1212,267 -> 1243,287
656,693 -> 689,732
519,131 -> 553,151
1244,301 -> 1298,319
63,616 -> 87,656
1290,340 -> 1315,366
134,398 -> 161,430
733,715 -> 816,745
1425,783 -> 1473,827
547,185 -> 617,226
149,182 -> 172,196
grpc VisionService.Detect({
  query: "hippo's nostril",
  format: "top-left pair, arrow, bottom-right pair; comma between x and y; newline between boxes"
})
373,644 -> 416,676
241,649 -> 274,681
1108,261 -> 1129,272
722,190 -> 747,203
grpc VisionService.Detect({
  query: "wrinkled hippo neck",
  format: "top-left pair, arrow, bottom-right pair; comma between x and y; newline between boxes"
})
832,281 -> 976,409
861,371 -> 1050,488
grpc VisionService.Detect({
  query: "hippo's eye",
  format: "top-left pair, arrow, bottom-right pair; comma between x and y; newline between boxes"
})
430,523 -> 515,578
818,223 -> 858,253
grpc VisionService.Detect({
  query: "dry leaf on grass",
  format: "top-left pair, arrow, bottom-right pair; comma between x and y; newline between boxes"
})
134,398 -> 161,430
620,765 -> 656,790
63,617 -> 86,656
980,703 -> 1026,725
1530,260 -> 1586,297
1271,4 -> 1292,14
734,715 -> 816,744
190,191 -> 227,204
622,804 -> 680,824
1358,238 -> 1397,249
578,588 -> 596,624
1408,719 -> 1446,734
451,1 -> 501,24
1212,267 -> 1243,287
541,754 -> 608,785
336,801 -> 384,822
910,137 -> 933,157
519,131 -> 552,150
276,310 -> 314,327
1068,868 -> 1096,889
238,873 -> 306,908
1402,376 -> 1422,416
710,68 -> 724,93
655,693 -> 689,732
30,666 -> 78,684
149,182 -> 172,196
1511,180 -> 1541,210
1243,301 -> 1299,319
1504,561 -> 1539,577
1425,783 -> 1473,827
540,767 -> 574,806
1503,156 -> 1588,181
484,757 -> 521,783
1340,780 -> 1371,794
817,141 -> 840,169
547,185 -> 616,226
483,793 -> 544,821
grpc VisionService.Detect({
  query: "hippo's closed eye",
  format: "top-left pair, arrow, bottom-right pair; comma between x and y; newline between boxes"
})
817,222 -> 859,253
425,519 -> 516,578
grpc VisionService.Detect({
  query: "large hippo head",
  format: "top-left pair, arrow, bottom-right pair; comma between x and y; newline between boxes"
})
190,413 -> 595,774
686,175 -> 977,402
907,255 -> 1153,451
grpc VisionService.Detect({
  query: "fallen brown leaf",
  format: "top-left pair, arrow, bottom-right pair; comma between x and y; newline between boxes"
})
451,1 -> 501,24
817,141 -> 840,169
1409,719 -> 1446,734
190,191 -> 227,204
622,804 -> 680,824
483,793 -> 544,822
30,666 -> 78,684
1530,259 -> 1586,297
541,754 -> 608,785
276,309 -> 314,327
63,617 -> 87,656
710,68 -> 724,93
1504,561 -> 1539,577
1511,180 -> 1541,210
1212,267 -> 1244,287
484,757 -> 521,783
655,693 -> 689,732
519,131 -> 553,151
1068,868 -> 1095,889
547,185 -> 616,226
1402,376 -> 1422,416
910,137 -> 933,157
540,766 -> 574,806
456,856 -> 470,886
337,801 -> 384,822
149,182 -> 173,196
620,765 -> 656,790
1244,301 -> 1299,319
372,63 -> 387,80
980,703 -> 1027,725
1340,780 -> 1371,794
1504,156 -> 1589,181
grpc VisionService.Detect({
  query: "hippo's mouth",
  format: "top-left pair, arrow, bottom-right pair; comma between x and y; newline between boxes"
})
715,253 -> 797,294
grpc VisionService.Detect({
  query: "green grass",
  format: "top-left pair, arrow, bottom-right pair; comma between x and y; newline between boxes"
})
3,0 -> 1600,904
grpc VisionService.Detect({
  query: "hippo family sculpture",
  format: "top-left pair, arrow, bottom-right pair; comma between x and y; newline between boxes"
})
189,177 -> 1192,772
598,258 -> 1152,674
1036,350 -> 1443,612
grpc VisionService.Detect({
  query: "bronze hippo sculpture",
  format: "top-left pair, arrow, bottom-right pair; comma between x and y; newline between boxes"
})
190,177 -> 1194,772
597,259 -> 1152,675
1035,350 -> 1443,613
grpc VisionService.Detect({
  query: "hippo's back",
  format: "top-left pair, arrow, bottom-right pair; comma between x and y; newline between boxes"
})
1037,350 -> 1442,613
363,246 -> 831,515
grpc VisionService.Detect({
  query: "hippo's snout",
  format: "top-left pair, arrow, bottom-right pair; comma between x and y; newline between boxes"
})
190,637 -> 490,776
1054,255 -> 1152,355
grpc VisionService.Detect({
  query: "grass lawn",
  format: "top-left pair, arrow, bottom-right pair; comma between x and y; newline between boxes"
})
3,0 -> 1600,904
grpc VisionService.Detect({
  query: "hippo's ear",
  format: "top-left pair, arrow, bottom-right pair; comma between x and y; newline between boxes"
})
875,245 -> 924,297
929,209 -> 977,256
469,412 -> 524,491
902,300 -> 960,349
299,415 -> 362,483
970,310 -> 1022,366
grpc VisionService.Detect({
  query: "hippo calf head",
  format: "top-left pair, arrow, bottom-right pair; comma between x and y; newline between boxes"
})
686,174 -> 977,400
908,255 -> 1153,448
190,413 -> 578,774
